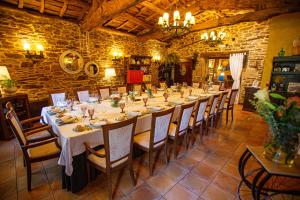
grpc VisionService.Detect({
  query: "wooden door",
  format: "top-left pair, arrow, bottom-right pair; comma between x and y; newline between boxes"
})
174,59 -> 193,85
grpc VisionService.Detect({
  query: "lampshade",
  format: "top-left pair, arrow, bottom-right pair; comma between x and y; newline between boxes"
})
105,68 -> 116,78
0,66 -> 11,80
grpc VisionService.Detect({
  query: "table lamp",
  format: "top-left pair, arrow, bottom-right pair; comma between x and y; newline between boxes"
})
0,66 -> 11,97
105,68 -> 116,78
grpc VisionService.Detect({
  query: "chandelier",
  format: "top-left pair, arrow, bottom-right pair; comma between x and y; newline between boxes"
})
200,31 -> 226,47
158,7 -> 195,37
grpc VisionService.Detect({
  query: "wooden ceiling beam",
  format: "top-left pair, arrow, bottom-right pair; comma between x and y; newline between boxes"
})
138,6 -> 300,41
18,0 -> 23,9
140,1 -> 166,14
81,0 -> 146,32
96,26 -> 136,38
59,0 -> 68,17
116,20 -> 129,29
39,0 -> 45,13
122,12 -> 152,29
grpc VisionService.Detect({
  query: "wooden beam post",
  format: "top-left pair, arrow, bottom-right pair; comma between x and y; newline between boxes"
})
39,0 -> 45,13
18,0 -> 24,9
60,0 -> 68,17
81,0 -> 146,32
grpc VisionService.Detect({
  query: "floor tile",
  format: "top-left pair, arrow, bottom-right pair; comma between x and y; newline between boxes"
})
127,183 -> 161,200
179,171 -> 209,196
201,184 -> 235,200
192,163 -> 218,182
212,171 -> 240,194
146,172 -> 177,195
164,183 -> 198,200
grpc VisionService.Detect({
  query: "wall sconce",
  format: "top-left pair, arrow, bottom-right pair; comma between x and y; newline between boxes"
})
200,31 -> 226,47
23,42 -> 45,59
112,51 -> 123,64
152,55 -> 161,64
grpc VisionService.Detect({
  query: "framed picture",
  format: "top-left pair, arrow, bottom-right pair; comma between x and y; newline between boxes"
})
288,82 -> 300,92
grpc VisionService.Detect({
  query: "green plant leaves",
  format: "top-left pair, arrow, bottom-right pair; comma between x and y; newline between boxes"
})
270,93 -> 286,101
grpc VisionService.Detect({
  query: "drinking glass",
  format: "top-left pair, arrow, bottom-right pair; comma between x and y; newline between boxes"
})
143,97 -> 148,107
67,99 -> 74,111
163,92 -> 169,102
119,102 -> 125,113
180,90 -> 184,98
81,105 -> 87,118
88,108 -> 95,120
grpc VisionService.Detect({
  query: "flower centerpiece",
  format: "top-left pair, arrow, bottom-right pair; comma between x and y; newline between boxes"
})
110,94 -> 121,107
252,88 -> 300,165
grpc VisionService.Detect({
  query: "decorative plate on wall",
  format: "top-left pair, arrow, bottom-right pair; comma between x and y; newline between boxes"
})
84,61 -> 100,77
59,50 -> 84,74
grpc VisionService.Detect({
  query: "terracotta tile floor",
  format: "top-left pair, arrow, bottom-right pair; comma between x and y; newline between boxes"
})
0,105 -> 271,200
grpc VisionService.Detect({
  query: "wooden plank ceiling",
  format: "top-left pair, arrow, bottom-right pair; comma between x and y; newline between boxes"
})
1,0 -> 300,41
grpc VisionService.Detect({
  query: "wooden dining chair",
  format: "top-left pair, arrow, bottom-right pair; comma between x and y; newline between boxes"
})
168,102 -> 195,159
117,85 -> 127,94
134,107 -> 175,175
192,82 -> 200,88
48,91 -> 66,106
204,94 -> 220,134
6,109 -> 60,191
98,86 -> 110,100
188,98 -> 209,145
215,91 -> 229,128
5,102 -> 50,142
75,88 -> 90,103
85,117 -> 138,200
226,89 -> 239,124
212,84 -> 220,91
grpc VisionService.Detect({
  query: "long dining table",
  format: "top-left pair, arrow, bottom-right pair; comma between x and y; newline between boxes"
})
41,88 -> 220,192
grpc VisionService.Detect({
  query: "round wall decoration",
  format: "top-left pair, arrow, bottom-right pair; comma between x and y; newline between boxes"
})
59,50 -> 84,74
84,61 -> 100,77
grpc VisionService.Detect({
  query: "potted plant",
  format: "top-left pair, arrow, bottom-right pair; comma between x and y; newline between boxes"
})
252,88 -> 300,165
1,79 -> 17,94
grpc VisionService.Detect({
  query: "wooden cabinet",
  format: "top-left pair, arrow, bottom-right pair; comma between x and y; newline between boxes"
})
0,93 -> 30,140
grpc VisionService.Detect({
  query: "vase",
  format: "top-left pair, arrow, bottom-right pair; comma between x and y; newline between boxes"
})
3,87 -> 17,94
264,142 -> 298,166
111,99 -> 119,107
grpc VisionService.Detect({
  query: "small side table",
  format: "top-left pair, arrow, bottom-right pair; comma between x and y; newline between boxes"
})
238,146 -> 300,200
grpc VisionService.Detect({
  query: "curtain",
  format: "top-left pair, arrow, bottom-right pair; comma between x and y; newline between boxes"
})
229,53 -> 245,103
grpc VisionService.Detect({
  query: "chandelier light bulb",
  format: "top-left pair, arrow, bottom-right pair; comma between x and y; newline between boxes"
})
185,12 -> 192,21
36,44 -> 44,51
190,16 -> 195,25
174,10 -> 180,20
163,12 -> 169,21
23,42 -> 30,51
158,17 -> 163,25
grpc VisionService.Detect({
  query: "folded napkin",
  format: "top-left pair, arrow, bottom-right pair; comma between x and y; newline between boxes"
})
90,119 -> 107,128
88,97 -> 98,103
127,111 -> 142,117
186,96 -> 198,101
147,106 -> 164,112
47,107 -> 62,115
169,100 -> 184,105
56,115 -> 78,126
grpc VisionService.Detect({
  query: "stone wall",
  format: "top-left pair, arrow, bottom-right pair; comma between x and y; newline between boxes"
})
0,6 -> 165,101
167,21 -> 270,103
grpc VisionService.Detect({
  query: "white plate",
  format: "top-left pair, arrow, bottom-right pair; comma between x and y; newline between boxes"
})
90,120 -> 107,128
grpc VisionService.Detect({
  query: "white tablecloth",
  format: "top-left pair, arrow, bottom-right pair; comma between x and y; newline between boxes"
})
41,89 -> 218,176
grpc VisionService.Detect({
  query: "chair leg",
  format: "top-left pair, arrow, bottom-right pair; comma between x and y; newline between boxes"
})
231,108 -> 234,121
23,156 -> 26,167
173,139 -> 178,159
214,114 -> 219,128
164,143 -> 168,164
106,173 -> 113,200
129,162 -> 136,185
199,123 -> 203,144
26,161 -> 31,191
191,127 -> 196,146
86,162 -> 90,183
226,109 -> 229,124
219,113 -> 223,128
205,119 -> 209,135
184,133 -> 188,151
149,152 -> 153,176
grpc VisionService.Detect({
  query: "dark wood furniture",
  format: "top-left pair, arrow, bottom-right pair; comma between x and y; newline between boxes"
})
215,91 -> 229,127
242,87 -> 259,112
6,109 -> 60,191
0,93 -> 30,140
269,56 -> 300,93
204,94 -> 220,133
226,89 -> 239,124
174,58 -> 193,86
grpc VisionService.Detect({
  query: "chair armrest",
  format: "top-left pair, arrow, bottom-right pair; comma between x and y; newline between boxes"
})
25,125 -> 52,136
22,137 -> 58,150
23,124 -> 48,133
21,116 -> 43,125
84,142 -> 105,158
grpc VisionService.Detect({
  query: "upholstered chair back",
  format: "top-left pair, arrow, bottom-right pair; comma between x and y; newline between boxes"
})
102,117 -> 137,164
6,110 -> 26,145
152,108 -> 174,144
179,103 -> 195,132
229,89 -> 239,105
50,93 -> 66,106
209,95 -> 220,115
99,88 -> 110,99
77,90 -> 89,103
192,82 -> 200,88
117,86 -> 127,94
195,98 -> 209,123
218,92 -> 228,112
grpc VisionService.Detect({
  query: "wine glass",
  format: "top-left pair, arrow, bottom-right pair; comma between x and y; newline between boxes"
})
180,90 -> 184,98
88,108 -> 95,120
81,105 -> 87,118
163,92 -> 169,102
67,99 -> 74,111
143,97 -> 148,107
189,88 -> 192,96
119,102 -> 125,113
